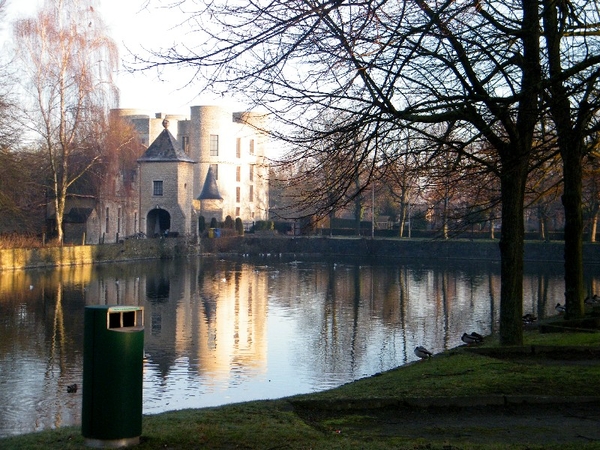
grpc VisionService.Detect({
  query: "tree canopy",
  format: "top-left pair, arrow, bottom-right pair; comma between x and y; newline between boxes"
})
13,0 -> 119,243
138,0 -> 600,344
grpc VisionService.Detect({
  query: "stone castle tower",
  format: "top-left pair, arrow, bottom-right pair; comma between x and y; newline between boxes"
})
137,118 -> 195,236
114,105 -> 269,237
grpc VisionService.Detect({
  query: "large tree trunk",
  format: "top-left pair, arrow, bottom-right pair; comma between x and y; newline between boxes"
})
498,162 -> 528,346
494,0 -> 540,346
561,143 -> 585,319
542,0 -> 586,320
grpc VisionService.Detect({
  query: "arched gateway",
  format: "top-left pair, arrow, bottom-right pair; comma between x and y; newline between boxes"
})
146,208 -> 171,237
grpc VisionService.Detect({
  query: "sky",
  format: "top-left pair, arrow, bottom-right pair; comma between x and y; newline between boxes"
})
5,0 -> 240,117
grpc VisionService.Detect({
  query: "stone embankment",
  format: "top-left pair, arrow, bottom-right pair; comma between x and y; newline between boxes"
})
201,235 -> 600,263
0,237 -> 193,270
2,235 -> 600,270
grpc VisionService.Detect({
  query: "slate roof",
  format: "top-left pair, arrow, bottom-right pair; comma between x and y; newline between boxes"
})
198,166 -> 223,200
137,128 -> 195,163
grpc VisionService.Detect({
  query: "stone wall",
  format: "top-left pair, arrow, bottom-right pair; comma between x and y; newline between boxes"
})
2,236 -> 599,270
200,236 -> 600,263
0,238 -> 193,271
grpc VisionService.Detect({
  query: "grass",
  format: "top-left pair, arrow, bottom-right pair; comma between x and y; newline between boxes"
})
1,328 -> 599,449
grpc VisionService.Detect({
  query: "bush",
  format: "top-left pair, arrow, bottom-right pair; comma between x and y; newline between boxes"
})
253,220 -> 274,231
235,217 -> 244,236
224,215 -> 235,229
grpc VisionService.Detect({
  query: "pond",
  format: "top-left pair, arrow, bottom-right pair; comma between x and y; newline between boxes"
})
0,255 -> 592,437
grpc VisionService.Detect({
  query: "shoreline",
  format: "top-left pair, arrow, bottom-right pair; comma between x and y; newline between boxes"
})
2,236 -> 600,271
2,330 -> 599,448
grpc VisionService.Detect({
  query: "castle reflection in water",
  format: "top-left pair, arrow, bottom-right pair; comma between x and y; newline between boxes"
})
0,255 -> 592,437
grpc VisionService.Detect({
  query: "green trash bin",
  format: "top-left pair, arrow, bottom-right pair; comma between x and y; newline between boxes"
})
82,305 -> 144,448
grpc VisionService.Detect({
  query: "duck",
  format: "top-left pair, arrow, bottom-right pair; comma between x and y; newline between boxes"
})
470,332 -> 484,341
584,294 -> 600,305
522,313 -> 537,324
461,332 -> 483,346
414,346 -> 433,360
555,303 -> 566,314
66,383 -> 78,393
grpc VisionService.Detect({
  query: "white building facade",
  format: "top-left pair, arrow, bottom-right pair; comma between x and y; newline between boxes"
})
113,105 -> 270,238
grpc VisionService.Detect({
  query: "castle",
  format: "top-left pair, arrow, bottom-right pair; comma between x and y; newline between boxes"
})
63,105 -> 270,244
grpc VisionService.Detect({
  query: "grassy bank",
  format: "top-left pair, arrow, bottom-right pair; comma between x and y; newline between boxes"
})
2,328 -> 599,450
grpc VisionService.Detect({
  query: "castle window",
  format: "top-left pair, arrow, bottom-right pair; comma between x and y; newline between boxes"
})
249,165 -> 254,182
210,164 -> 219,180
182,136 -> 190,154
105,207 -> 109,233
236,166 -> 241,182
236,138 -> 241,158
249,139 -> 254,155
235,207 -> 240,217
236,187 -> 240,203
210,134 -> 219,156
153,180 -> 163,196
117,207 -> 122,234
249,185 -> 254,202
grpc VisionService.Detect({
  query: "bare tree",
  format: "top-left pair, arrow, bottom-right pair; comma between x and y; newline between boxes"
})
86,113 -> 146,200
0,0 -> 41,234
583,146 -> 600,243
272,111 -> 381,227
380,153 -> 421,238
0,145 -> 48,235
139,0 -> 600,344
526,151 -> 562,241
541,0 -> 600,318
0,0 -> 17,149
13,0 -> 118,243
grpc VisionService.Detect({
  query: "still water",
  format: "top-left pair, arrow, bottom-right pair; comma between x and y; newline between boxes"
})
0,255 -> 593,437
